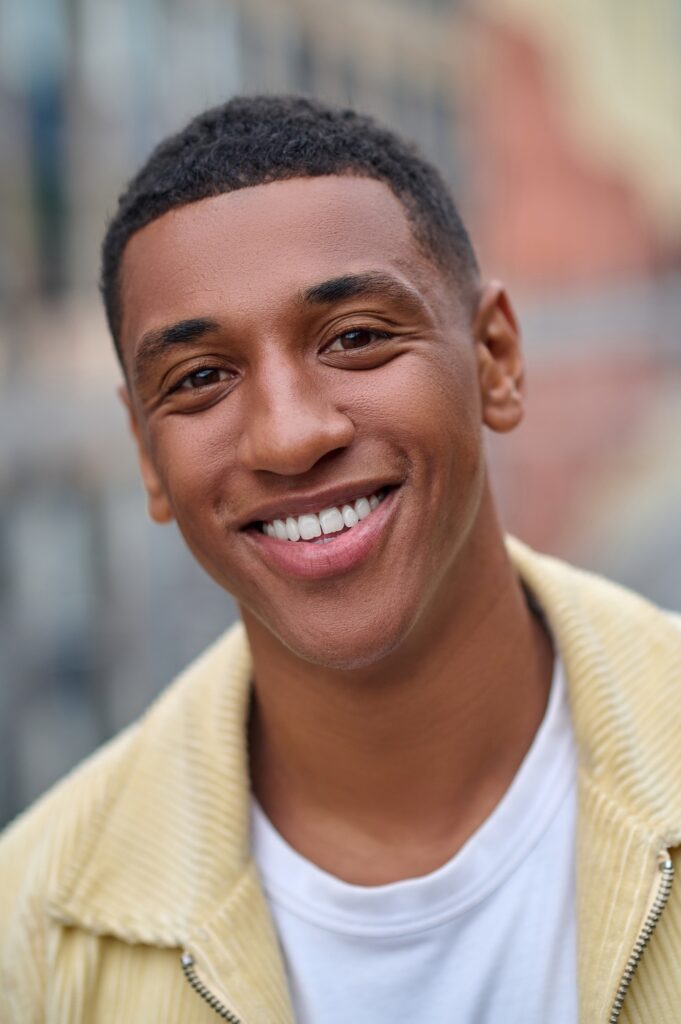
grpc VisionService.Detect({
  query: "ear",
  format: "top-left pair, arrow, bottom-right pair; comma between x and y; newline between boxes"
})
473,281 -> 525,434
118,386 -> 174,524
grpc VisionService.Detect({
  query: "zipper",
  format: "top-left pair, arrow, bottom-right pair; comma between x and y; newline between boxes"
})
180,952 -> 243,1023
608,854 -> 674,1023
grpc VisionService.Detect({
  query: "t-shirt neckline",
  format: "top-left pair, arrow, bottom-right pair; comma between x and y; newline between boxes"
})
250,658 -> 576,938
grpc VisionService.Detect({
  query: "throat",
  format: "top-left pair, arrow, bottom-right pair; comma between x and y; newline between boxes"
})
246,527 -> 554,885
249,637 -> 552,885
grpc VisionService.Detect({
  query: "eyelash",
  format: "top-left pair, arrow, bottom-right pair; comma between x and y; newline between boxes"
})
170,365 -> 232,394
323,327 -> 393,352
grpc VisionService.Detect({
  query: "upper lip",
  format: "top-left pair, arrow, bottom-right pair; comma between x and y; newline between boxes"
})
239,478 -> 400,528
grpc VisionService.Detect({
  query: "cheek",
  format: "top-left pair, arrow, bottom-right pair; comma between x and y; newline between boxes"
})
412,358 -> 481,456
368,349 -> 485,546
148,411 -> 238,522
344,347 -> 482,475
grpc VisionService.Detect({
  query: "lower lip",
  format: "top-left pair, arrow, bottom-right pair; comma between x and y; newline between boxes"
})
243,489 -> 400,581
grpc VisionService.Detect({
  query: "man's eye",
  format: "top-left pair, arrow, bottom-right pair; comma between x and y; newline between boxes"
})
174,366 -> 228,391
326,328 -> 389,352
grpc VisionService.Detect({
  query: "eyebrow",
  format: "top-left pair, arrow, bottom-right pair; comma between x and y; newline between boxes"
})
133,317 -> 220,386
301,271 -> 426,310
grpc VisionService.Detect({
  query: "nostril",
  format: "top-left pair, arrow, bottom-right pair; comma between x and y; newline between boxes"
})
237,408 -> 355,476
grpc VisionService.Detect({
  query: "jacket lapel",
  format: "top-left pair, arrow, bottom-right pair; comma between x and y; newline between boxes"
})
508,539 -> 681,1022
575,773 -> 669,1020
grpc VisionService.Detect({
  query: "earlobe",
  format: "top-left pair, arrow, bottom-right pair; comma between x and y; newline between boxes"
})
117,385 -> 175,524
141,467 -> 175,526
473,282 -> 525,435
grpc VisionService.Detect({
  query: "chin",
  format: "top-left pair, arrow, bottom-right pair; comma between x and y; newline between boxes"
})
284,636 -> 405,672
267,604 -> 420,672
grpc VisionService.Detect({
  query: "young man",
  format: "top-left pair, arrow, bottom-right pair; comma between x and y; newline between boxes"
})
1,95 -> 680,1024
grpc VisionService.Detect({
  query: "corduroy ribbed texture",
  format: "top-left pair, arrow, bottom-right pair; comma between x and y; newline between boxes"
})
1,538 -> 680,1023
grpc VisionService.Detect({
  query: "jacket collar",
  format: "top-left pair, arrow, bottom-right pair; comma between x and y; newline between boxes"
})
508,537 -> 681,840
48,539 -> 681,1021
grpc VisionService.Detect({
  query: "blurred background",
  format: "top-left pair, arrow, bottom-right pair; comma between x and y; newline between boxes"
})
1,0 -> 680,828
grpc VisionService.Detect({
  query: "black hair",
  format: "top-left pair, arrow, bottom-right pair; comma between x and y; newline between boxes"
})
100,94 -> 479,357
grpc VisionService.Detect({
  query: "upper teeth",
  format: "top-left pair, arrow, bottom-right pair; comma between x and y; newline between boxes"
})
263,492 -> 383,541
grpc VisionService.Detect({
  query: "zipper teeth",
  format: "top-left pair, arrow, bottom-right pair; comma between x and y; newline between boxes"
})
609,857 -> 674,1024
180,953 -> 243,1023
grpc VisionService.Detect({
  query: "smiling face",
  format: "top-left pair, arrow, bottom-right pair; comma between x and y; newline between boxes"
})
118,175 -> 524,669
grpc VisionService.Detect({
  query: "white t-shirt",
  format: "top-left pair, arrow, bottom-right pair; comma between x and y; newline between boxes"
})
250,660 -> 577,1024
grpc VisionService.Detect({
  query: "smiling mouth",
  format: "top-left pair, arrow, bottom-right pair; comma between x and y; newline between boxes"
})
243,485 -> 400,581
253,487 -> 390,543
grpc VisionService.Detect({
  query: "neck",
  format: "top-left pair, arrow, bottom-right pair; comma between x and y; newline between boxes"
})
243,501 -> 553,884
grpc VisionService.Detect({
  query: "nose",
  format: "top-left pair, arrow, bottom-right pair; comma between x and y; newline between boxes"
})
237,363 -> 355,476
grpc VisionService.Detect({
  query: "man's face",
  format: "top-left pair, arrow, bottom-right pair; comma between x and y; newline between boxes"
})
119,176 -> 520,668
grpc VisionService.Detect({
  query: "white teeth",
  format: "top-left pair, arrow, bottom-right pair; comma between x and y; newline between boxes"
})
262,490 -> 387,540
354,497 -> 371,520
285,516 -> 300,541
298,514 -> 322,540
319,507 -> 344,535
341,504 -> 359,528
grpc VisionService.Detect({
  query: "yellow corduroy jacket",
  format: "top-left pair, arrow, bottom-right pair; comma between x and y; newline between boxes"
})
1,539 -> 681,1023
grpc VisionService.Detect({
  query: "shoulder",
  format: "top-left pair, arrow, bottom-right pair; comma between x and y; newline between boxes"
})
0,721 -> 139,1021
0,723 -> 136,924
0,623 -> 249,888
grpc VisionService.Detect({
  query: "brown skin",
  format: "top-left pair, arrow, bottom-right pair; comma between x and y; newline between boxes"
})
118,175 -> 553,884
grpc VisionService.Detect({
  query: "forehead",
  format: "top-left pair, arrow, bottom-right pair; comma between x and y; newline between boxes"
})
118,175 -> 449,361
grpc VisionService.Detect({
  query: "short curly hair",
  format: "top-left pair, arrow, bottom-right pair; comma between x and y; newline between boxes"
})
101,94 -> 479,357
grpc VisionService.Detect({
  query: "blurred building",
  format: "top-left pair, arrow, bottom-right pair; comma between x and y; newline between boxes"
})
1,0 -> 680,826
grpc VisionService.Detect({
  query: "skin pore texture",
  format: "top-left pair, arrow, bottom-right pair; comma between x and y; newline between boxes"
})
119,175 -> 553,884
